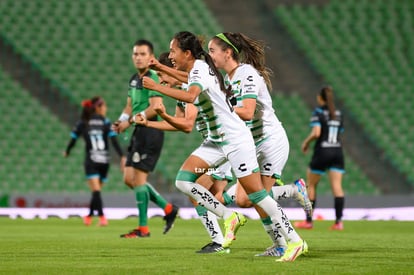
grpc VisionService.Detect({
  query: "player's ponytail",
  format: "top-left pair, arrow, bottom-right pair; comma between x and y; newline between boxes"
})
320,86 -> 336,120
213,32 -> 273,91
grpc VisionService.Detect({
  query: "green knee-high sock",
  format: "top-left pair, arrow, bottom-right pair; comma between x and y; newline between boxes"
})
135,185 -> 149,227
222,191 -> 234,206
146,182 -> 168,209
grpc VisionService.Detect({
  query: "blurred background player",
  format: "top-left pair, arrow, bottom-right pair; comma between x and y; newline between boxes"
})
295,86 -> 345,230
112,40 -> 178,238
64,96 -> 125,226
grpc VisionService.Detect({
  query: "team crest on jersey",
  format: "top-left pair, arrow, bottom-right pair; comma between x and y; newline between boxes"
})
208,67 -> 214,76
132,152 -> 140,163
130,80 -> 137,87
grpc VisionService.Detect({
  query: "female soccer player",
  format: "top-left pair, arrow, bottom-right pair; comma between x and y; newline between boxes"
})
64,96 -> 125,226
295,86 -> 345,230
207,32 -> 312,258
142,31 -> 307,262
138,52 -> 234,254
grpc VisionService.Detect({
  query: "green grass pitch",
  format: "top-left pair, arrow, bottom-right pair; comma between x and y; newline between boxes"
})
1,217 -> 413,274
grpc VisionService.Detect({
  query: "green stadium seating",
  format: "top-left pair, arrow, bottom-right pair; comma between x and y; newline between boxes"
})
0,67 -> 117,193
274,93 -> 379,195
0,0 -> 222,193
276,0 -> 414,188
0,0 -> 382,195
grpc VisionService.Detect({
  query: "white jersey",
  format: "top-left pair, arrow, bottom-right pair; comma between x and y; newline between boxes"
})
226,63 -> 282,144
189,60 -> 248,144
176,84 -> 209,139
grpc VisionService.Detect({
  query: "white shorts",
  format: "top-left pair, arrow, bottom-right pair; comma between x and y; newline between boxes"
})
192,136 -> 259,178
207,161 -> 233,181
256,126 -> 289,177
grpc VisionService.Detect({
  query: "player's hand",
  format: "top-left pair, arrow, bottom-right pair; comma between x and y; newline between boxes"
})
112,120 -> 129,133
154,103 -> 166,115
148,58 -> 161,70
133,114 -> 147,126
111,120 -> 121,132
143,76 -> 157,90
301,141 -> 309,154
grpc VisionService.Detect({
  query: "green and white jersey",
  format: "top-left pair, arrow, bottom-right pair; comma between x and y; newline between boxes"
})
195,113 -> 209,140
176,100 -> 208,139
176,84 -> 208,140
226,63 -> 282,144
189,60 -> 248,144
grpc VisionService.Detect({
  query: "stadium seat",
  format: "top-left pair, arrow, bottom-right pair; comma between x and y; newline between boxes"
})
276,0 -> 414,188
0,0 -> 225,193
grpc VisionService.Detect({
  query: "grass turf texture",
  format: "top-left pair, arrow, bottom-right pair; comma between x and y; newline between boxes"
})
1,217 -> 413,274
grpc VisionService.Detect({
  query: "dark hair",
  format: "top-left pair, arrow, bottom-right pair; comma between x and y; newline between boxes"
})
173,31 -> 232,97
81,96 -> 104,122
134,39 -> 154,54
212,32 -> 273,90
158,52 -> 173,67
320,86 -> 336,120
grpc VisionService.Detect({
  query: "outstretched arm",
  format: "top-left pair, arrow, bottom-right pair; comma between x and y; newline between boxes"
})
63,137 -> 77,157
143,77 -> 200,103
135,104 -> 197,133
157,103 -> 198,133
149,58 -> 188,84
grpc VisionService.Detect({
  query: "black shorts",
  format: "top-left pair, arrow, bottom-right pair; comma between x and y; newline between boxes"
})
84,161 -> 110,182
125,125 -> 164,172
309,147 -> 345,174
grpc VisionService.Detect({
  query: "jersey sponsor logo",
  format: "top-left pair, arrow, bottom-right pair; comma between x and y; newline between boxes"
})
238,163 -> 247,172
202,212 -> 219,237
190,75 -> 201,83
91,154 -> 109,163
132,152 -> 140,163
88,119 -> 104,126
244,83 -> 256,89
263,163 -> 272,171
208,67 -> 215,76
246,75 -> 253,81
193,69 -> 199,75
191,187 -> 220,209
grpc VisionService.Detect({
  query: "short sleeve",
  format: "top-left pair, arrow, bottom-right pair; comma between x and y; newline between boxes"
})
70,120 -> 84,139
104,118 -> 117,137
309,108 -> 322,127
148,70 -> 163,98
188,60 -> 208,92
240,68 -> 259,100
